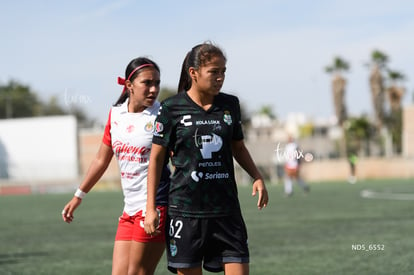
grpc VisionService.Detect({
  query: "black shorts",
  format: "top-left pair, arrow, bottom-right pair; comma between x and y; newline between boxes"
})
166,213 -> 249,273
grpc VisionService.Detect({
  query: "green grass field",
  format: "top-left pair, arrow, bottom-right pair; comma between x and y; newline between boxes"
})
1,179 -> 414,275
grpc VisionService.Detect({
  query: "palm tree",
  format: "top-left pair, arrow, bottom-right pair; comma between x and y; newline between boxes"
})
345,116 -> 372,156
368,50 -> 389,130
385,69 -> 406,154
325,56 -> 350,157
325,57 -> 349,126
386,70 -> 405,112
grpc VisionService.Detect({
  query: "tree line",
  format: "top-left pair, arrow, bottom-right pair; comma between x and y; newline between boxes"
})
0,80 -> 95,126
0,81 -> 179,128
325,49 -> 406,156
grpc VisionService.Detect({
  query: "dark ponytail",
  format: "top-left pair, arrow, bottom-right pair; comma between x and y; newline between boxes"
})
177,51 -> 192,93
114,57 -> 160,105
177,42 -> 226,93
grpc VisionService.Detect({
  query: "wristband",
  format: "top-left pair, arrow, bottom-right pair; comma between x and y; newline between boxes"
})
74,188 -> 86,199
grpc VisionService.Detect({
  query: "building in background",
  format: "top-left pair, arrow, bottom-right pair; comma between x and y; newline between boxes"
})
1,104 -> 414,194
0,116 -> 78,181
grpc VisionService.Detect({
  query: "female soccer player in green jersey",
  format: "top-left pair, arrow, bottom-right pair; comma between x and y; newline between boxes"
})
145,42 -> 269,275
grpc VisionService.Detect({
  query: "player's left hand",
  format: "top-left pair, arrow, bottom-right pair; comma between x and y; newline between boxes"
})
252,179 -> 268,210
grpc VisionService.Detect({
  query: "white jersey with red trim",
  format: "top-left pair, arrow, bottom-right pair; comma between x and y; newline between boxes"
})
284,142 -> 299,170
103,99 -> 160,215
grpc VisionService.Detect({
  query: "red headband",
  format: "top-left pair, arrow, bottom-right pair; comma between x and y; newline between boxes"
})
117,63 -> 154,94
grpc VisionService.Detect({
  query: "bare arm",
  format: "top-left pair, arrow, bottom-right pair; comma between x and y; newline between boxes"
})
144,143 -> 167,235
232,139 -> 269,209
62,143 -> 113,223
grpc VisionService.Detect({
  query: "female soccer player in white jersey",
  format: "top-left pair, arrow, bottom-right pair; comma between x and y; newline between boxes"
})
283,136 -> 310,196
62,57 -> 170,275
144,42 -> 269,275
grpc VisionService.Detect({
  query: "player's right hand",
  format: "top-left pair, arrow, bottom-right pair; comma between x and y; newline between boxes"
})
144,208 -> 160,236
61,197 -> 82,223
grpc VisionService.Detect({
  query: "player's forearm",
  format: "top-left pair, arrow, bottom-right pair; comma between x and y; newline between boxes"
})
79,144 -> 113,193
146,145 -> 166,209
232,141 -> 263,181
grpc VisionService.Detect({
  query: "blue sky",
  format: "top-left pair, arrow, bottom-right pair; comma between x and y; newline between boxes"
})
1,0 -> 414,124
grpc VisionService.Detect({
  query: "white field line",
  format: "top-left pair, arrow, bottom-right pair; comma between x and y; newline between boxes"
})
360,189 -> 414,201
